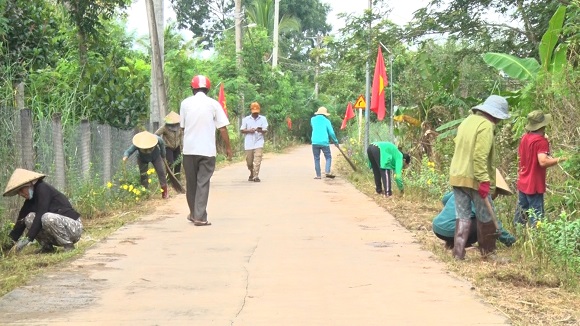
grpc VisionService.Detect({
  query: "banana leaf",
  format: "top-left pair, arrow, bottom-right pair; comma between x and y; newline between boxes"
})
482,53 -> 540,81
539,6 -> 567,71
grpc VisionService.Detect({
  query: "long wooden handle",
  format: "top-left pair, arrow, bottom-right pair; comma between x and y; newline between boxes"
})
334,143 -> 357,172
483,197 -> 500,231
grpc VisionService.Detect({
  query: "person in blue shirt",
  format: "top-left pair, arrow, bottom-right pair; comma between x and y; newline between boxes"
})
310,107 -> 339,179
432,169 -> 516,249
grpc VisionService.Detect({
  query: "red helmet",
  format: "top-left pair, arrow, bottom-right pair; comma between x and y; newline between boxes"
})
191,75 -> 211,90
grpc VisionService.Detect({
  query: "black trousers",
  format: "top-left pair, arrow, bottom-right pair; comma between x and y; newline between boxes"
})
367,144 -> 392,195
166,147 -> 182,176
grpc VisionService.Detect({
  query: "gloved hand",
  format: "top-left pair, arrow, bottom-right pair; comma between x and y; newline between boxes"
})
15,238 -> 31,252
478,181 -> 490,198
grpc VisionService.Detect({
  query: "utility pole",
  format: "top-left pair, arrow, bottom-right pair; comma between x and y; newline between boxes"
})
146,0 -> 168,131
234,0 -> 243,69
364,0 -> 372,150
234,0 -> 244,130
313,35 -> 322,99
272,0 -> 280,68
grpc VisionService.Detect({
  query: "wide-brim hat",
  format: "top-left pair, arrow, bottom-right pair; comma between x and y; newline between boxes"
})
472,95 -> 510,120
3,168 -> 46,197
495,168 -> 513,196
165,111 -> 180,124
314,106 -> 330,116
132,131 -> 158,149
525,110 -> 552,131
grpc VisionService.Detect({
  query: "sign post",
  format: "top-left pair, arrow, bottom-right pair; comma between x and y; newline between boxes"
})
353,95 -> 366,143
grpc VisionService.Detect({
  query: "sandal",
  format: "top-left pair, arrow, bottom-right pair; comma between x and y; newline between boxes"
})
314,176 -> 321,179
193,220 -> 212,226
325,173 -> 336,179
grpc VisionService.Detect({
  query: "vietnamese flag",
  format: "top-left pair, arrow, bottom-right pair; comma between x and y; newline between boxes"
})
218,83 -> 228,117
370,46 -> 388,121
340,102 -> 355,130
286,117 -> 292,130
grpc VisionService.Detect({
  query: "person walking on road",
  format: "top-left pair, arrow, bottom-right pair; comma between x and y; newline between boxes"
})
311,106 -> 339,179
241,102 -> 268,182
432,169 -> 516,249
514,110 -> 566,227
123,131 -> 169,199
3,168 -> 83,253
155,111 -> 183,179
366,141 -> 410,197
449,95 -> 510,260
180,75 -> 232,226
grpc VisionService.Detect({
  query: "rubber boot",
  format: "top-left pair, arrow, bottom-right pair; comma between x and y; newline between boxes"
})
452,218 -> 472,260
161,185 -> 169,199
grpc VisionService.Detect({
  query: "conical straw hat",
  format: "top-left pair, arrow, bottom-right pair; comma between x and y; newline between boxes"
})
132,131 -> 158,149
3,168 -> 46,197
165,111 -> 180,124
495,168 -> 512,196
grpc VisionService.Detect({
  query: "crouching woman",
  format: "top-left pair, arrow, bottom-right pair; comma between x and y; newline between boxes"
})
4,168 -> 83,253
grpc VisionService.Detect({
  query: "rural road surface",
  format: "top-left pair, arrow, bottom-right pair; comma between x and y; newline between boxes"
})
0,145 -> 509,325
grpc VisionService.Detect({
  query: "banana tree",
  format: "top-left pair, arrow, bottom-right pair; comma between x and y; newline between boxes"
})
482,6 -> 568,82
438,5 -> 569,139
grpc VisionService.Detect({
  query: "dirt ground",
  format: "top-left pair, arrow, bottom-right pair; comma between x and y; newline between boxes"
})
0,145 -> 513,325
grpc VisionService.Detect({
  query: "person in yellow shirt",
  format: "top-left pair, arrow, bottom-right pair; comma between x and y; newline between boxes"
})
449,95 -> 510,260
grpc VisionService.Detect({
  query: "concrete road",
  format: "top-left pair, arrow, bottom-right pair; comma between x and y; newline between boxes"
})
0,145 -> 509,325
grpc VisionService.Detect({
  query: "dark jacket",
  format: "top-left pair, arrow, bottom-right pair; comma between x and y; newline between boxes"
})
123,135 -> 166,163
9,180 -> 80,242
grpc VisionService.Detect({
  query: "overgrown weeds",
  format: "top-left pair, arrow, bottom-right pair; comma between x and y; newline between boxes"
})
335,144 -> 580,325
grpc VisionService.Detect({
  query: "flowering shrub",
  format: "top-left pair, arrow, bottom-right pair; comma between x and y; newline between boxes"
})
405,157 -> 449,198
516,211 -> 580,287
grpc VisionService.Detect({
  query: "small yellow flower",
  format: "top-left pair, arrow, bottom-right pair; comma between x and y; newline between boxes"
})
106,182 -> 113,188
135,197 -> 140,201
133,189 -> 141,195
147,168 -> 155,175
427,179 -> 432,185
122,184 -> 129,190
427,161 -> 435,168
536,221 -> 542,228
128,185 -> 134,192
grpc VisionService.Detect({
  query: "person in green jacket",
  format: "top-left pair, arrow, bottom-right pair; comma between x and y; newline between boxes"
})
449,95 -> 510,260
310,107 -> 339,179
366,141 -> 410,197
433,169 -> 516,249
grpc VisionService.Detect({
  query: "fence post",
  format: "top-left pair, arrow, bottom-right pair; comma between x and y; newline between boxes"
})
80,119 -> 91,180
52,113 -> 66,191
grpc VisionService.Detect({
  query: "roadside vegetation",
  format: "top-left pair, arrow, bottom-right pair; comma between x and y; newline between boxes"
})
1,0 -> 579,323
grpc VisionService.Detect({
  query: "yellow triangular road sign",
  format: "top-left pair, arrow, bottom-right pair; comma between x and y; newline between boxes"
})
353,95 -> 366,109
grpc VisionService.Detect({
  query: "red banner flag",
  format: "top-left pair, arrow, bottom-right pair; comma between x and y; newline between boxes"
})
286,117 -> 292,130
218,83 -> 228,117
370,46 -> 388,121
340,102 -> 355,130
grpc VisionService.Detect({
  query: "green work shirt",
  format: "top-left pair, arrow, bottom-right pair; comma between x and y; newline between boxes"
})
368,141 -> 404,191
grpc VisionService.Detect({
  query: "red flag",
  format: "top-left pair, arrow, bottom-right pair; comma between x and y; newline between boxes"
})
286,117 -> 292,130
340,102 -> 355,130
218,83 -> 228,117
371,46 -> 388,121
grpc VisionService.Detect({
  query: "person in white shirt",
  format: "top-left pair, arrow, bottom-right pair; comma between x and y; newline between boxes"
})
180,75 -> 232,226
240,102 -> 268,182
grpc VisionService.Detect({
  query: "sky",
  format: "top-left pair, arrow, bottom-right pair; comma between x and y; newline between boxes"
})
125,0 -> 430,38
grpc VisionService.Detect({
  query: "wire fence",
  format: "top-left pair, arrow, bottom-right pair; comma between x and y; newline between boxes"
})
0,107 -> 136,221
